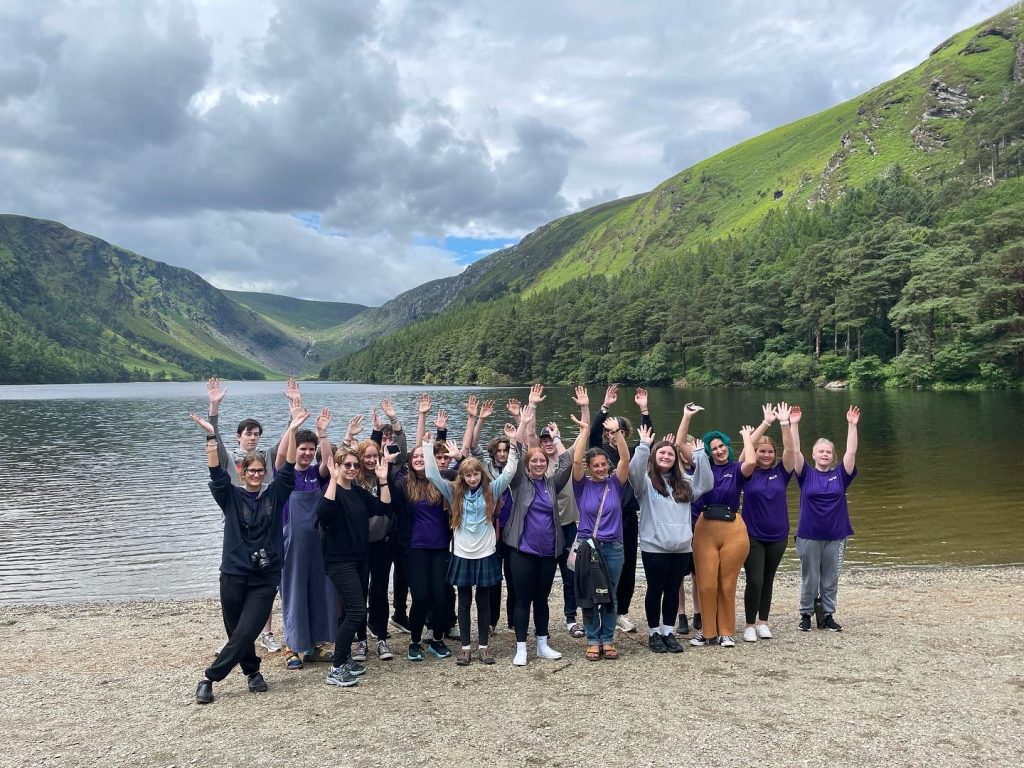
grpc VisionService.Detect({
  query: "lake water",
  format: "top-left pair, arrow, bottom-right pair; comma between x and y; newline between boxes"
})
0,381 -> 1020,604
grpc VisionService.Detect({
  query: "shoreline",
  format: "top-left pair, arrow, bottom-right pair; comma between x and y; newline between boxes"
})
4,565 -> 1022,767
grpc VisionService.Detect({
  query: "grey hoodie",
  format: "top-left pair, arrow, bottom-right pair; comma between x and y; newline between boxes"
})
629,443 -> 713,554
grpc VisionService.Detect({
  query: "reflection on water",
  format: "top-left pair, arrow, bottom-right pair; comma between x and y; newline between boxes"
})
0,381 -> 1021,603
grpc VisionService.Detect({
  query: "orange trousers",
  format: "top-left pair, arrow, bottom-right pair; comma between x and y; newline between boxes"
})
692,515 -> 750,638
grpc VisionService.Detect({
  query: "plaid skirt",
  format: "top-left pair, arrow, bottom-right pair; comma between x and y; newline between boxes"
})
447,552 -> 502,588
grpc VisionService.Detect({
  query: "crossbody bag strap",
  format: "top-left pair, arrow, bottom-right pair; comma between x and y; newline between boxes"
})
592,484 -> 610,543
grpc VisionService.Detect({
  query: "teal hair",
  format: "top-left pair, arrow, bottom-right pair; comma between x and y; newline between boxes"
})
702,430 -> 735,462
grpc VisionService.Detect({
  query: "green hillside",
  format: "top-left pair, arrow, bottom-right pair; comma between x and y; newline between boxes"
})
323,6 -> 1024,389
224,290 -> 366,334
0,216 -> 308,383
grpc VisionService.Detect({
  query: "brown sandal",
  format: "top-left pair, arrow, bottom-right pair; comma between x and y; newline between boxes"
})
585,645 -> 602,661
602,644 -> 619,660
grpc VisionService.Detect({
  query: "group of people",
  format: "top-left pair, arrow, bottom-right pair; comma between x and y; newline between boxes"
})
189,379 -> 860,704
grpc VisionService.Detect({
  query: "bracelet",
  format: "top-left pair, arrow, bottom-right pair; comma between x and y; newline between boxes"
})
317,433 -> 328,439
779,420 -> 791,426
379,482 -> 389,487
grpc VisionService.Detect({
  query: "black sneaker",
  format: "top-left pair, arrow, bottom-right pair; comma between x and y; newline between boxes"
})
390,614 -> 411,634
676,614 -> 690,636
343,659 -> 367,676
693,612 -> 702,632
662,634 -> 684,653
648,633 -> 668,653
823,614 -> 843,632
814,597 -> 825,629
325,665 -> 359,687
407,642 -> 424,661
195,679 -> 214,704
799,614 -> 812,632
246,672 -> 268,693
428,639 -> 452,659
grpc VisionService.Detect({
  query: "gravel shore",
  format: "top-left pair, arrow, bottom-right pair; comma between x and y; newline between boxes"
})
2,566 -> 1021,768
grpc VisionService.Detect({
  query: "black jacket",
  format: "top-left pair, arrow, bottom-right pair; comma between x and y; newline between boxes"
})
573,539 -> 612,609
316,484 -> 390,563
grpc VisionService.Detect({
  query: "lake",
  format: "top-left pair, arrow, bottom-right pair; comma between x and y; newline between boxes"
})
0,381 -> 1020,603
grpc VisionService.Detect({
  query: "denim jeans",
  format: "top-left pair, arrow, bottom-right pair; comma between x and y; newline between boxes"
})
583,540 -> 624,645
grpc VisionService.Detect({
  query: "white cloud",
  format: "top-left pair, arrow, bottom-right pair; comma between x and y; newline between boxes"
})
0,0 -> 1012,304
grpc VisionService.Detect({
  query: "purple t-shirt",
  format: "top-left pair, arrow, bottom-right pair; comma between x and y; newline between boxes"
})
703,460 -> 745,511
497,489 -> 513,529
796,464 -> 857,540
741,465 -> 792,542
283,464 -> 328,525
411,499 -> 450,550
518,479 -> 556,557
573,475 -> 624,542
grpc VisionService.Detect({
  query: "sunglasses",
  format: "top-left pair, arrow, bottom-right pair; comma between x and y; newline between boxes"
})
341,462 -> 360,469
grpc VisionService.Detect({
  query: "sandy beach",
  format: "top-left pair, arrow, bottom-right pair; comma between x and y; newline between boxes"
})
2,566 -> 1021,768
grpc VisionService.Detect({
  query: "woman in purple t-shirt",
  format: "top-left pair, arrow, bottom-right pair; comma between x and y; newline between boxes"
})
785,404 -> 861,633
737,403 -> 797,643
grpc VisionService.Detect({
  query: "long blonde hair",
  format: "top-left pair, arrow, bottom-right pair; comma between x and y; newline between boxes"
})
449,458 -> 493,531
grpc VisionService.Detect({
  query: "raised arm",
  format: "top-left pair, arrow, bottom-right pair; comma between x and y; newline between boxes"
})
414,393 -> 432,447
844,405 -> 860,475
207,376 -> 226,418
545,422 -> 568,456
381,398 -> 404,437
571,386 -> 592,435
629,425 -> 654,495
461,396 -> 478,457
590,384 -> 618,448
605,417 -> 630,484
525,384 -> 546,448
739,424 -> 757,478
315,407 -> 332,478
787,405 -> 805,475
742,403 -> 776,464
281,408 -> 307,466
635,387 -> 654,434
515,402 -> 534,447
422,438 -> 455,504
675,402 -> 704,464
469,399 -> 494,451
491,438 -> 521,497
775,402 -> 797,473
570,413 -> 590,482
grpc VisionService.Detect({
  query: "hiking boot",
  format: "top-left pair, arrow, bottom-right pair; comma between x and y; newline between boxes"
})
648,633 -> 668,653
823,614 -> 843,632
456,649 -> 472,666
799,614 -> 812,632
662,633 -> 684,653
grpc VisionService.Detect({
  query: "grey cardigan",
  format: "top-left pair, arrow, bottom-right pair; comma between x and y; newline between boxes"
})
501,445 -> 574,554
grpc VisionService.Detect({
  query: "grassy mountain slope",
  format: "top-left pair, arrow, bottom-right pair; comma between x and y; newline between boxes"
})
530,11 -> 1022,294
224,290 -> 366,335
0,215 -> 309,383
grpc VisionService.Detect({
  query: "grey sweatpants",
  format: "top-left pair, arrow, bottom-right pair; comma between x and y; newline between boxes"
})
794,537 -> 847,615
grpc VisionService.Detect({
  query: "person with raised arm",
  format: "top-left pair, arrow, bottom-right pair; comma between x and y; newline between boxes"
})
788,404 -> 861,633
570,406 -> 630,661
736,403 -> 797,642
423,423 -> 520,665
631,415 -> 713,654
677,403 -> 750,648
193,408 -> 304,705
315,445 -> 392,688
503,402 -> 572,666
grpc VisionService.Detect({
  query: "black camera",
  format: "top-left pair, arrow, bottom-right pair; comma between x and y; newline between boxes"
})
250,548 -> 272,571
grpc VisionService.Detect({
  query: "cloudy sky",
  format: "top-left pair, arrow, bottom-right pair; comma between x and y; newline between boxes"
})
0,0 -> 1011,306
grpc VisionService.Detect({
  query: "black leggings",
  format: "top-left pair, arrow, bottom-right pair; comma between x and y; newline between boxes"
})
616,509 -> 639,614
489,538 -> 516,629
640,551 -> 692,629
457,585 -> 492,647
391,537 -> 409,620
325,559 -> 368,665
743,537 -> 787,624
364,537 -> 392,639
507,547 -> 557,643
205,572 -> 278,682
404,547 -> 449,644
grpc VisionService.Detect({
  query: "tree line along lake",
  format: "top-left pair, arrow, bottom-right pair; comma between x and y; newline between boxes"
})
0,381 -> 1019,604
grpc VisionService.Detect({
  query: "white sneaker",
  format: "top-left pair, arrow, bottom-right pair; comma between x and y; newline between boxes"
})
756,624 -> 773,639
512,647 -> 528,666
615,615 -> 637,633
258,632 -> 282,652
719,635 -> 736,648
743,626 -> 758,643
536,640 -> 562,660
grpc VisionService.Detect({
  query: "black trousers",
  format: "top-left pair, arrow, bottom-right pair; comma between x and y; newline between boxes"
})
489,537 -> 516,630
616,510 -> 639,614
325,559 -> 369,665
364,537 -> 392,639
404,547 -> 449,644
204,571 -> 279,682
744,537 -> 788,624
391,537 -> 409,620
456,585 -> 492,646
556,521 -> 579,621
507,547 -> 557,643
640,551 -> 692,628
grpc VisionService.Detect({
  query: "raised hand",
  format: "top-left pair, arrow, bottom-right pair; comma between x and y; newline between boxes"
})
603,417 -> 620,433
529,384 -> 546,405
445,440 -> 463,461
637,424 -> 654,445
434,409 -> 449,430
190,412 -> 214,434
739,424 -> 755,438
207,377 -> 227,405
761,403 -> 777,424
692,438 -> 704,452
634,388 -> 649,411
316,407 -> 331,434
506,398 -> 522,418
288,398 -> 305,421
374,456 -> 390,481
380,399 -> 397,421
503,422 -> 517,439
479,400 -> 495,419
569,413 -> 588,431
347,414 -> 364,437
544,421 -> 560,441
289,408 -> 311,431
683,402 -> 704,416
325,452 -> 342,482
776,402 -> 792,423
661,433 -> 675,443
847,405 -> 861,425
417,393 -> 432,415
519,403 -> 536,424
602,384 -> 619,409
283,377 -> 302,406
790,405 -> 803,424
572,385 -> 589,406
466,395 -> 479,417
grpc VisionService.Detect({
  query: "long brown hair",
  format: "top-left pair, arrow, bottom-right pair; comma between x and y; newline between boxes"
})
355,439 -> 380,492
449,458 -> 494,531
404,446 -> 442,505
647,440 -> 692,503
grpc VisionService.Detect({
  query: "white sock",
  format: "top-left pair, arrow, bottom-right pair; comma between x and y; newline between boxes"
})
513,641 -> 528,666
461,646 -> 470,651
536,635 -> 562,660
661,625 -> 674,636
648,627 -> 659,637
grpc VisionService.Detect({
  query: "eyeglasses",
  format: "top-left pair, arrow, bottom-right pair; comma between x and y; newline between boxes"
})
244,468 -> 266,476
342,462 -> 360,469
